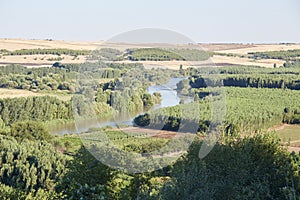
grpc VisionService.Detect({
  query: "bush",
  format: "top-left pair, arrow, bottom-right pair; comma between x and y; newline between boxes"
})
10,121 -> 52,142
0,135 -> 67,195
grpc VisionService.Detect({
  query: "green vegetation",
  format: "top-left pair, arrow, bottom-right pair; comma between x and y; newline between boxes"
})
0,96 -> 72,125
97,129 -> 169,154
9,121 -> 52,142
52,134 -> 83,154
46,57 -> 64,61
248,49 -> 300,61
277,125 -> 300,142
1,127 -> 299,199
0,62 -> 180,127
188,65 -> 300,90
0,135 -> 67,199
247,49 -> 300,68
127,48 -> 211,61
88,48 -> 123,61
0,63 -> 124,92
4,48 -> 91,56
135,87 -> 300,133
156,133 -> 299,199
1,47 -> 300,199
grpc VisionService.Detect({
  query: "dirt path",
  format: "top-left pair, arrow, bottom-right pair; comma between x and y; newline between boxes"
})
268,124 -> 290,131
288,146 -> 300,152
113,126 -> 195,139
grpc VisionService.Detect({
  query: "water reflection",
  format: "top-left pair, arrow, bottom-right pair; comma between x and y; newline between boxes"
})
49,77 -> 193,134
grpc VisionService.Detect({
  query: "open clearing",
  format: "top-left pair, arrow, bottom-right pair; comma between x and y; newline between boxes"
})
0,88 -> 45,98
277,124 -> 300,142
276,124 -> 300,152
0,88 -> 72,101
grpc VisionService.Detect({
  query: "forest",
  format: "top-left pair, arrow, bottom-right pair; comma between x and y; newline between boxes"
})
126,48 -> 211,61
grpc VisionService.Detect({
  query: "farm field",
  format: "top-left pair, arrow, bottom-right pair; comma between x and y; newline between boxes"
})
0,39 -> 299,68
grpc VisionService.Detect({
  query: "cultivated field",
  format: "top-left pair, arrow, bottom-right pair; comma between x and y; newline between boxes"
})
215,44 -> 300,55
0,39 -> 299,68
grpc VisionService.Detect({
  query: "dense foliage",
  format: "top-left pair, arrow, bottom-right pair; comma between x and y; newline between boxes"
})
57,132 -> 300,199
127,48 -> 210,61
190,74 -> 300,90
0,63 -> 124,92
0,135 -> 67,199
3,48 -> 91,56
187,66 -> 300,90
155,133 -> 300,199
88,48 -> 123,61
248,49 -> 300,61
135,87 -> 300,133
9,121 -> 52,142
0,96 -> 73,125
0,62 -> 179,125
1,52 -> 300,199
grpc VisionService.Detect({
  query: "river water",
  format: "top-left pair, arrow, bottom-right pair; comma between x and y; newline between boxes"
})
49,77 -> 192,135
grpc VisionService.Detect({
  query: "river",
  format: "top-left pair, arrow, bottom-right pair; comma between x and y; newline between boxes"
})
49,77 -> 191,135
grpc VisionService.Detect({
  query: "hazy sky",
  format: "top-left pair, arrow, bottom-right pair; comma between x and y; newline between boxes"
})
0,0 -> 299,43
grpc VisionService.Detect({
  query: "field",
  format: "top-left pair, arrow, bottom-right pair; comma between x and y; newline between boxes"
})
0,88 -> 72,101
0,88 -> 45,98
0,39 -> 299,68
215,44 -> 300,55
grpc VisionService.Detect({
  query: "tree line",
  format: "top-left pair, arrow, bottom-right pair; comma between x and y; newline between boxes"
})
248,49 -> 300,61
0,96 -> 73,125
3,48 -> 91,56
189,74 -> 300,90
126,48 -> 211,61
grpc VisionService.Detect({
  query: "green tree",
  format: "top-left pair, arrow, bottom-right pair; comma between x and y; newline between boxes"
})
10,121 -> 52,142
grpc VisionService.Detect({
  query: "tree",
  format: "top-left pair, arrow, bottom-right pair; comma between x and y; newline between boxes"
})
10,121 -> 52,142
179,64 -> 184,75
0,135 -> 66,196
155,133 -> 300,199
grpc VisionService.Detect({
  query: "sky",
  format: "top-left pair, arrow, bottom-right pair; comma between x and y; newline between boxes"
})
0,0 -> 300,43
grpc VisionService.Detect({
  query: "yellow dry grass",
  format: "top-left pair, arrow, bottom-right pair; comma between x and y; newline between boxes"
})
0,54 -> 86,66
0,39 -> 298,68
215,44 -> 300,55
114,55 -> 285,69
0,88 -> 44,98
0,38 -> 102,51
0,88 -> 72,101
211,55 -> 285,68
